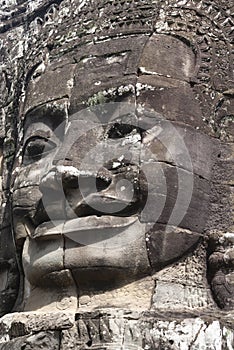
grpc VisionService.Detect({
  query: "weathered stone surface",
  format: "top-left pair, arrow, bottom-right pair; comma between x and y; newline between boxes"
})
0,311 -> 233,349
141,316 -> 234,350
0,331 -> 60,350
136,81 -> 207,133
139,119 -> 217,180
139,34 -> 196,82
0,312 -> 74,339
78,276 -> 154,311
0,0 -> 233,348
70,36 -> 148,111
139,162 -> 210,233
24,63 -> 76,114
146,224 -> 201,269
0,225 -> 19,317
22,236 -> 64,287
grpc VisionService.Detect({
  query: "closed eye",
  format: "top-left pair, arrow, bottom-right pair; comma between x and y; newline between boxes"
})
23,136 -> 56,164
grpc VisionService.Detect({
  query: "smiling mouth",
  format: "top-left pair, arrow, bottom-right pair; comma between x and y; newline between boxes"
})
31,215 -> 139,242
29,171 -> 146,243
71,192 -> 142,217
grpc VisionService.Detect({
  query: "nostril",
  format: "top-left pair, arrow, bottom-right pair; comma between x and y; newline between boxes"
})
96,167 -> 112,191
96,177 -> 112,192
59,165 -> 80,189
41,165 -> 113,192
40,166 -> 80,192
62,173 -> 79,189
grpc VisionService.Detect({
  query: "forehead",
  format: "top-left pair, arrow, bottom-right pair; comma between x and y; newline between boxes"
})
20,32 -> 217,187
22,33 -> 209,133
23,35 -> 147,115
23,34 -> 195,104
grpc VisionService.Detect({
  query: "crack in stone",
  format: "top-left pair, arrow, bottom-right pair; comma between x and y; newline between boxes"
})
188,323 -> 207,350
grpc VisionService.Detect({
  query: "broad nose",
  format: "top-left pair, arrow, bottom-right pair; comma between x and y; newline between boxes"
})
39,161 -> 141,219
39,165 -> 112,194
61,166 -> 112,193
39,124 -> 142,217
39,165 -> 113,220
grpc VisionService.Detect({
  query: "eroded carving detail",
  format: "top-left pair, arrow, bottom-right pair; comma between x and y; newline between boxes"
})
0,1 -> 233,347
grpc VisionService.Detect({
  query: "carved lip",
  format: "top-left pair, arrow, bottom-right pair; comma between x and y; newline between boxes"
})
32,215 -> 138,240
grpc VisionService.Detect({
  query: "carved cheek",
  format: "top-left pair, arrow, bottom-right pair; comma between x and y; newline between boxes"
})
12,157 -> 58,242
137,121 -> 214,268
12,184 -> 42,243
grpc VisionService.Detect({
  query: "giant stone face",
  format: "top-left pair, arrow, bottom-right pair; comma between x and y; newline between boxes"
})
11,34 -> 215,309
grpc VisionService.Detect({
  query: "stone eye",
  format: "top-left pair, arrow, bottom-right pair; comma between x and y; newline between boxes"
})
23,137 -> 56,164
107,123 -> 142,139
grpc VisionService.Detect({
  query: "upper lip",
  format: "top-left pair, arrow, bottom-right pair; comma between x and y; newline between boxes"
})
32,164 -> 146,238
31,215 -> 138,239
73,192 -> 140,218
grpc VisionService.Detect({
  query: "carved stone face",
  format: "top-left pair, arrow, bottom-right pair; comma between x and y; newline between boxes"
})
12,34 -> 215,294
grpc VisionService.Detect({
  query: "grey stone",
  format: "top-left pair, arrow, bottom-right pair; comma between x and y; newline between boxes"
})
0,331 -> 60,350
0,1 -> 233,346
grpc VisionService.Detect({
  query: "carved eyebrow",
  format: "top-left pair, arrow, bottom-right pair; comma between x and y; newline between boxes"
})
23,129 -> 53,145
23,103 -> 67,132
